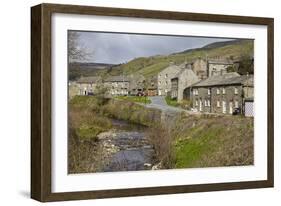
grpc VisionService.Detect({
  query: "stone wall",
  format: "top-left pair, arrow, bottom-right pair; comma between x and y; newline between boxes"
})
157,64 -> 181,96
192,58 -> 208,79
177,69 -> 199,102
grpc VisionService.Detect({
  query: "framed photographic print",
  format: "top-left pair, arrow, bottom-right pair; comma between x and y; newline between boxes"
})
31,3 -> 274,202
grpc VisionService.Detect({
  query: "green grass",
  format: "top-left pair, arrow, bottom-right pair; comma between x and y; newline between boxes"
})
148,113 -> 254,169
115,95 -> 151,104
76,124 -> 105,141
174,127 -> 223,168
173,115 -> 254,168
165,96 -> 180,107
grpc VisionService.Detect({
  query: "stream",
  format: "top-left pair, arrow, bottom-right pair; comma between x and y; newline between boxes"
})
97,119 -> 156,172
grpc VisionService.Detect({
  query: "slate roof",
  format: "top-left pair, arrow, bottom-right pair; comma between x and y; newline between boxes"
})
207,59 -> 233,64
191,72 -> 254,87
104,75 -> 130,82
76,76 -> 101,84
172,67 -> 197,79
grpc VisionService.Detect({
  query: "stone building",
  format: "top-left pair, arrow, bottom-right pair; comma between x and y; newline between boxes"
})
190,72 -> 254,115
189,58 -> 208,80
157,58 -> 235,96
128,74 -> 145,95
104,75 -> 130,96
146,75 -> 158,96
207,59 -> 234,77
157,63 -> 182,96
171,65 -> 199,102
73,76 -> 102,96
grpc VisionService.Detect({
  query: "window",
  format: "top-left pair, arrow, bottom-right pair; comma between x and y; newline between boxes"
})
208,100 -> 211,107
193,89 -> 198,96
235,100 -> 239,108
165,81 -> 168,85
217,101 -> 220,107
165,74 -> 168,78
234,87 -> 238,94
208,88 -> 211,95
217,88 -> 220,95
222,88 -> 226,94
204,100 -> 207,106
195,100 -> 198,106
158,81 -> 161,85
195,89 -> 199,95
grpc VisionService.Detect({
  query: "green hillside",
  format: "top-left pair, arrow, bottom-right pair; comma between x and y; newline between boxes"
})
108,39 -> 253,78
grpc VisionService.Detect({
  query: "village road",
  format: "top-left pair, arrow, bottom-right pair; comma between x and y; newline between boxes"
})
144,96 -> 186,113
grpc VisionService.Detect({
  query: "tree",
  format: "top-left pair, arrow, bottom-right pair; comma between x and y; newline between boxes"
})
68,31 -> 94,62
238,55 -> 254,75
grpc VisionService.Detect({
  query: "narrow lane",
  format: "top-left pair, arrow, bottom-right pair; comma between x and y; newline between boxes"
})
145,96 -> 186,113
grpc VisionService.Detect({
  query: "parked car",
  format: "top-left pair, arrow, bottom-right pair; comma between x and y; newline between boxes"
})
232,108 -> 241,115
87,92 -> 94,96
137,91 -> 144,96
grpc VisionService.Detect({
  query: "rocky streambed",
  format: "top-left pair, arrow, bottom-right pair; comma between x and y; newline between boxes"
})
96,119 -> 159,172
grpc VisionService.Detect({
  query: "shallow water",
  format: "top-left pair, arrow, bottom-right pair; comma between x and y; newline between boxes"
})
100,119 -> 155,172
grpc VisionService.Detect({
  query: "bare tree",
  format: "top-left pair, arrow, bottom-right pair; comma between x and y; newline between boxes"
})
68,31 -> 94,62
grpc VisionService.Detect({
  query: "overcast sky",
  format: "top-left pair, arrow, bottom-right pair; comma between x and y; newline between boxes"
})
73,31 -> 234,64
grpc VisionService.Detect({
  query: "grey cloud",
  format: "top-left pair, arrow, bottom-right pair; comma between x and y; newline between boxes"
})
74,31 -> 234,64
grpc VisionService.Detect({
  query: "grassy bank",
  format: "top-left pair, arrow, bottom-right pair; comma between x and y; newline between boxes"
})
115,95 -> 151,104
148,114 -> 254,169
165,96 -> 192,110
165,96 -> 180,107
68,96 -> 161,173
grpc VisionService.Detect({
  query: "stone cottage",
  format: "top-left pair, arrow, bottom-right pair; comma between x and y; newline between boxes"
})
207,59 -> 234,77
189,58 -> 208,80
74,76 -> 102,96
190,72 -> 254,115
171,64 -> 199,102
157,63 -> 182,96
146,75 -> 158,96
104,75 -> 130,96
128,74 -> 145,95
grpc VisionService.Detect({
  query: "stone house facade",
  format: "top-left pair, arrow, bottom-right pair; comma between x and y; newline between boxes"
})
157,63 -> 182,96
74,76 -> 102,96
146,75 -> 158,96
104,75 -> 130,96
190,58 -> 208,80
207,59 -> 234,77
128,74 -> 145,95
183,58 -> 234,80
171,65 -> 199,102
190,73 -> 254,115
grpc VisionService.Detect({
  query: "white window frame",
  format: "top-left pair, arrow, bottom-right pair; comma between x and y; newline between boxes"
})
204,100 -> 207,106
235,100 -> 239,108
234,87 -> 238,94
208,100 -> 211,107
222,87 -> 226,94
217,100 -> 220,107
193,89 -> 198,96
217,88 -> 220,95
208,88 -> 211,95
